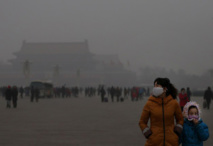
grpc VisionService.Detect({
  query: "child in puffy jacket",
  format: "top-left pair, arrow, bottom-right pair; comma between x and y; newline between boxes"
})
180,101 -> 209,146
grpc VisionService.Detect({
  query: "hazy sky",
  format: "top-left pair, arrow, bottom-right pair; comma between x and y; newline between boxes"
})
0,0 -> 213,75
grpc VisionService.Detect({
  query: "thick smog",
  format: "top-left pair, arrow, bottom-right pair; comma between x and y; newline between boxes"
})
0,1 -> 212,145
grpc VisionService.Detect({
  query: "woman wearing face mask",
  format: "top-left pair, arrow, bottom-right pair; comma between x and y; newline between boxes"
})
139,77 -> 184,146
178,88 -> 189,111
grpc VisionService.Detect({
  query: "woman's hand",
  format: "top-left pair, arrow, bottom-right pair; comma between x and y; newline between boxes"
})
144,129 -> 152,139
174,125 -> 183,136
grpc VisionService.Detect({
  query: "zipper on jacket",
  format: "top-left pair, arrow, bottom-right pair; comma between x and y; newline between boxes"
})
162,97 -> 165,146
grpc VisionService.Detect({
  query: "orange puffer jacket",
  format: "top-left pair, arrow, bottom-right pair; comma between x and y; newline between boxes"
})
139,95 -> 183,146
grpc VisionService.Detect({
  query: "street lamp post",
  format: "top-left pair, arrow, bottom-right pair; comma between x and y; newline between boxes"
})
53,64 -> 60,86
22,59 -> 32,85
77,69 -> 80,87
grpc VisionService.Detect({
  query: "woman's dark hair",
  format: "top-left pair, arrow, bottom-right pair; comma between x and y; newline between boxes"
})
181,88 -> 185,92
154,77 -> 178,99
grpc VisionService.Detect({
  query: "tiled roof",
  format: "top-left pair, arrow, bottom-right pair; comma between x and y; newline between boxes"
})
16,40 -> 90,55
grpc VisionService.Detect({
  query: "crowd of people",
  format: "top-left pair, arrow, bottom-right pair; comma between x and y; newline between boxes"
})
0,83 -> 212,110
0,85 -> 150,108
98,86 -> 149,102
0,78 -> 212,145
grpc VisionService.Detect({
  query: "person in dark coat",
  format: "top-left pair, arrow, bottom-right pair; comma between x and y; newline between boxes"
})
110,86 -> 115,102
204,87 -> 213,109
12,86 -> 18,108
100,87 -> 106,102
116,87 -> 121,102
186,87 -> 191,101
31,86 -> 35,102
35,88 -> 40,102
19,86 -> 24,98
61,86 -> 66,98
5,85 -> 12,108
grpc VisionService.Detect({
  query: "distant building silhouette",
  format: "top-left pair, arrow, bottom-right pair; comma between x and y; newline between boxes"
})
4,40 -> 136,86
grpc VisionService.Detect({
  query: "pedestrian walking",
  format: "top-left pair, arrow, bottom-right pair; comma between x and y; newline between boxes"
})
35,87 -> 40,102
139,77 -> 183,146
116,87 -> 121,102
178,88 -> 189,111
5,86 -> 12,108
186,87 -> 191,101
12,86 -> 18,108
100,86 -> 106,102
31,86 -> 35,102
19,86 -> 24,98
110,86 -> 115,102
203,86 -> 213,109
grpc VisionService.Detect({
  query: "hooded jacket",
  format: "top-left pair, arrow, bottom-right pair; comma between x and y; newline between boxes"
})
181,101 -> 209,146
139,95 -> 183,146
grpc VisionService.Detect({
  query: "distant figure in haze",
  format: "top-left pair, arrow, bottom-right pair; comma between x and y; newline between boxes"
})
5,86 -> 12,108
19,86 -> 24,98
178,88 -> 189,111
25,87 -> 30,97
204,87 -> 213,110
12,86 -> 18,108
100,87 -> 106,102
124,87 -> 128,99
35,88 -> 40,102
139,78 -> 183,146
75,86 -> 79,97
61,86 -> 66,98
146,87 -> 150,96
107,87 -> 110,97
31,86 -> 35,102
186,87 -> 191,101
131,87 -> 138,101
110,86 -> 115,102
116,87 -> 121,102
139,88 -> 144,100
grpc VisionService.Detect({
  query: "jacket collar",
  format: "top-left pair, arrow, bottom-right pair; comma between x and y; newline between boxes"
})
148,95 -> 173,105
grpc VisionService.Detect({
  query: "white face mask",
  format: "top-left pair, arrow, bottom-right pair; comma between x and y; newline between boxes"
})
152,87 -> 164,97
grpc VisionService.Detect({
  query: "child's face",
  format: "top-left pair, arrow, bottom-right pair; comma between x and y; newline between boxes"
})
188,107 -> 198,116
188,107 -> 199,123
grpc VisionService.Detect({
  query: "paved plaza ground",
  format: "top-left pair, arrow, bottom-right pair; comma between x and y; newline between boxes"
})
0,95 -> 212,146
